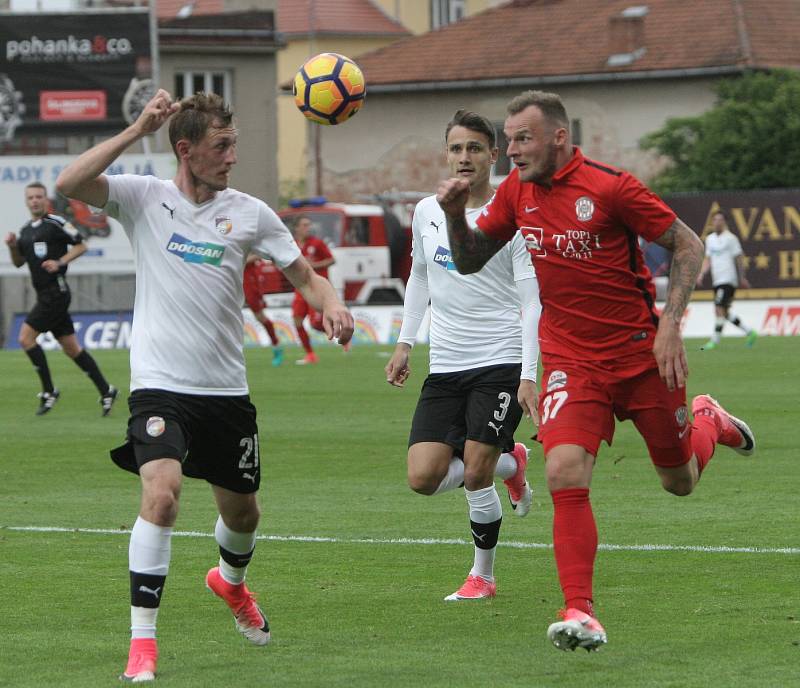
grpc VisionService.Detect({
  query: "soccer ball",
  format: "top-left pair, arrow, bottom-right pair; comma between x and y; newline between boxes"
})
293,53 -> 366,126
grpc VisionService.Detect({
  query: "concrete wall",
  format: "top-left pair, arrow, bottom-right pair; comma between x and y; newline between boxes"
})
277,36 -> 411,201
0,273 -> 136,346
160,48 -> 281,206
315,76 -> 719,201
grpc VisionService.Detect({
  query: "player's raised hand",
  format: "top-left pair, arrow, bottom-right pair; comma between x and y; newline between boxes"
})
385,344 -> 411,387
5,232 -> 17,247
653,319 -> 688,391
134,89 -> 180,136
436,177 -> 470,218
322,302 -> 354,345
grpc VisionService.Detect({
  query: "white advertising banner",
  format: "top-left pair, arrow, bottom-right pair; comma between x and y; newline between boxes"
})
6,301 -> 797,350
0,154 -> 175,275
676,300 -> 800,338
242,305 -> 432,347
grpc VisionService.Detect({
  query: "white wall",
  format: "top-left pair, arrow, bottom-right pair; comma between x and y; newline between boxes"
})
316,77 -> 719,201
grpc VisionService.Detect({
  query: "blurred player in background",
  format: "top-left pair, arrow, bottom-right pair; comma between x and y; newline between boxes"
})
291,215 -> 336,364
5,181 -> 117,416
438,90 -> 756,652
243,253 -> 284,366
386,110 -> 541,601
696,210 -> 757,350
56,89 -> 353,682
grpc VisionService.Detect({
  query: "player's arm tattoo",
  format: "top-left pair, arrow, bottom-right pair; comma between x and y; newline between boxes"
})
653,218 -> 704,324
446,214 -> 506,274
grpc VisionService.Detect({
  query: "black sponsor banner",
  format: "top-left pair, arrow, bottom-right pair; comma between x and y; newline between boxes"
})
0,10 -> 151,139
663,189 -> 800,297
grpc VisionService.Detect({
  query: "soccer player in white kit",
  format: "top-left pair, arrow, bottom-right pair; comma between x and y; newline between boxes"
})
696,210 -> 757,349
56,90 -> 354,682
385,110 -> 541,601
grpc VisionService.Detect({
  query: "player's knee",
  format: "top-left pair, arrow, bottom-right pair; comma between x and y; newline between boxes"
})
407,470 -> 438,495
143,489 -> 180,525
661,477 -> 695,497
463,464 -> 494,491
545,464 -> 585,492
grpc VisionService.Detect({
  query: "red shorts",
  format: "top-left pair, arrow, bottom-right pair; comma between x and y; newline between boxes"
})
536,353 -> 692,467
291,292 -> 324,331
243,262 -> 268,313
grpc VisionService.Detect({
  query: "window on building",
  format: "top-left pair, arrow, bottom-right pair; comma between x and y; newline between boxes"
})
491,118 -> 583,180
174,70 -> 232,103
431,0 -> 465,30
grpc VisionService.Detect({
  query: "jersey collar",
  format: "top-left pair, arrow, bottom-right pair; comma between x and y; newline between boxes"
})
552,146 -> 584,183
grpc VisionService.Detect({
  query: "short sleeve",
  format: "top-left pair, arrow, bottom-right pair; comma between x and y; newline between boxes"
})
63,222 -> 83,245
475,176 -> 518,242
730,234 -> 743,257
105,174 -> 152,226
614,173 -> 676,242
252,201 -> 301,269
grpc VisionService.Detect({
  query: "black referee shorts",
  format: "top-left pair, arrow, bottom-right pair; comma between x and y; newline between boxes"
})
408,363 -> 522,454
26,285 -> 74,337
110,389 -> 262,494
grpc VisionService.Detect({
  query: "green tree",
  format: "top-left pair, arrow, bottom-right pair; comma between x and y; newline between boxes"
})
641,69 -> 800,193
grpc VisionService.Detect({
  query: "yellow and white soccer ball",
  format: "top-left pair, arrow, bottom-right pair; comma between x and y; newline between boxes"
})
293,53 -> 366,125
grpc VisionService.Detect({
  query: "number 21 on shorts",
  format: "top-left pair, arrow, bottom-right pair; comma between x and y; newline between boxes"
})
541,391 -> 568,425
239,434 -> 260,469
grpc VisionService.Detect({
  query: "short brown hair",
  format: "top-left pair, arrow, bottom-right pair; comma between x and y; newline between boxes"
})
168,92 -> 234,155
445,109 -> 496,148
507,90 -> 569,129
25,181 -> 47,192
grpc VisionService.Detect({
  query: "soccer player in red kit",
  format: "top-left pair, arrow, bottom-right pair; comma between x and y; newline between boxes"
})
292,216 -> 336,364
437,90 -> 755,652
243,254 -> 284,366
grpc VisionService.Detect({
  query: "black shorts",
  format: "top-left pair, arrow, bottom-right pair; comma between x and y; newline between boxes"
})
26,284 -> 74,337
110,389 -> 261,494
408,364 -> 523,454
713,284 -> 736,308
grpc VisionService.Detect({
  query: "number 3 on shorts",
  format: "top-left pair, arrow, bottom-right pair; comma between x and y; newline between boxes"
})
494,392 -> 512,421
541,390 -> 568,424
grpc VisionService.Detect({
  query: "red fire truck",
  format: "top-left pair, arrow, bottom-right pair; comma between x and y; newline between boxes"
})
262,196 -> 419,304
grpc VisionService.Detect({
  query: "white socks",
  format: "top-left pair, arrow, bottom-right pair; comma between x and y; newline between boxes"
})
465,485 -> 503,581
129,517 -> 172,639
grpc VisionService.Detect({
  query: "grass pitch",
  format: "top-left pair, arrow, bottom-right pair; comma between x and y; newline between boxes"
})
0,337 -> 797,687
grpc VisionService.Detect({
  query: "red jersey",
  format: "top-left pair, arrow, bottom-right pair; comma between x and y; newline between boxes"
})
243,258 -> 267,293
299,236 -> 333,279
476,147 -> 676,361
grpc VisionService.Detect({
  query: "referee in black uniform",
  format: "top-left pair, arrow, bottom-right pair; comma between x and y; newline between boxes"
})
5,181 -> 117,416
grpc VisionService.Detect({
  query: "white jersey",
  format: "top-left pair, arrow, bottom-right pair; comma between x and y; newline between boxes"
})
705,229 -> 743,287
410,194 -> 535,373
106,174 -> 300,395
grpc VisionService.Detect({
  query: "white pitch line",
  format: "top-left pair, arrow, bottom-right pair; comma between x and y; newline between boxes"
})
3,525 -> 798,555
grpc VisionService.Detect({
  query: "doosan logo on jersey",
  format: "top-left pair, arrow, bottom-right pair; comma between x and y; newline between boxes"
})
433,246 -> 457,271
166,233 -> 225,266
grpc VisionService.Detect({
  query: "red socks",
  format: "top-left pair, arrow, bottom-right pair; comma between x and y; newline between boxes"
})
261,319 -> 279,346
296,326 -> 313,353
690,410 -> 718,474
551,487 -> 596,616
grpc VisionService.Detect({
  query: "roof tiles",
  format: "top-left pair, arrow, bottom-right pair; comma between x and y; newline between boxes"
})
352,0 -> 800,87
